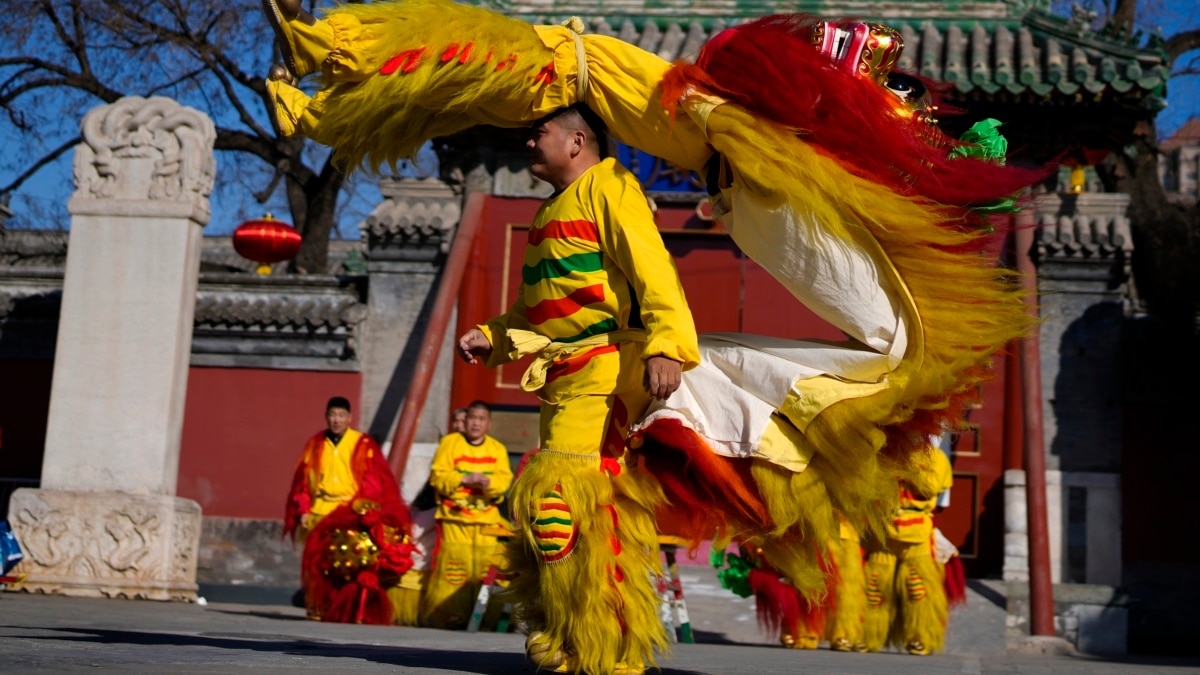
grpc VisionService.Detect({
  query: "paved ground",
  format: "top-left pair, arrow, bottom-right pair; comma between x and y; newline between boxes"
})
2,572 -> 1198,674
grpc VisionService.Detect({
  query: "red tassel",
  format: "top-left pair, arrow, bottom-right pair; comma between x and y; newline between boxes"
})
749,567 -> 801,636
944,555 -> 967,607
631,418 -> 770,544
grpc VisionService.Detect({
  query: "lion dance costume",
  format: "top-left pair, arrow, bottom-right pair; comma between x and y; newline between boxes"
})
263,0 -> 1038,669
284,428 -> 417,624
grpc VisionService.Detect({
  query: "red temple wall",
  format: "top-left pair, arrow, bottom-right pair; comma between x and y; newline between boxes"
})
176,367 -> 363,520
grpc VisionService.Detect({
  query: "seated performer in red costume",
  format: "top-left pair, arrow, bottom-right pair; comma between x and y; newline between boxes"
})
284,396 -> 416,624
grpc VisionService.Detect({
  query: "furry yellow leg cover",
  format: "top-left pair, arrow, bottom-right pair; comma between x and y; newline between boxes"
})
890,545 -> 949,654
862,546 -> 898,652
826,532 -> 867,650
501,451 -> 669,674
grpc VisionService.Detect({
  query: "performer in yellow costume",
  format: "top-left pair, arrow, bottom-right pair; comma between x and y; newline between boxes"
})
458,105 -> 699,674
862,445 -> 955,655
424,400 -> 513,628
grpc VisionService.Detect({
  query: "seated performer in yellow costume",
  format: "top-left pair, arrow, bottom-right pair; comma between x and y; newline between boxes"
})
263,1 -> 1038,669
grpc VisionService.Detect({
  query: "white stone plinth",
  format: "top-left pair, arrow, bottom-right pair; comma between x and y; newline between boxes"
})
7,488 -> 201,601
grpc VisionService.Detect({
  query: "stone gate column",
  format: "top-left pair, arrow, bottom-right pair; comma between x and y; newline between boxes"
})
8,96 -> 214,600
1004,191 -> 1130,587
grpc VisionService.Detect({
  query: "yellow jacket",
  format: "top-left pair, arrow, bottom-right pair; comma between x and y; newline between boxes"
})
480,158 -> 699,403
429,433 -> 512,525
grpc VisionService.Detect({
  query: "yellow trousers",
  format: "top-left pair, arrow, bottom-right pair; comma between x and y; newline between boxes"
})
423,521 -> 501,629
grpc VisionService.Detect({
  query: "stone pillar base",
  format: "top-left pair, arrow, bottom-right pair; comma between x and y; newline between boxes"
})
7,488 -> 201,601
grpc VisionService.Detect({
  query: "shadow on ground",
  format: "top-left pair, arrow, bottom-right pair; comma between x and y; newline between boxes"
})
3,625 -> 707,674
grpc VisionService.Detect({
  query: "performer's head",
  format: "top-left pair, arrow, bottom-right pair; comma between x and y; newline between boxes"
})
463,400 -> 492,444
451,407 -> 468,434
325,396 -> 352,436
527,103 -> 607,190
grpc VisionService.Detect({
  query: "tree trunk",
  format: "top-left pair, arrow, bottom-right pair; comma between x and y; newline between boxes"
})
1098,118 -> 1197,316
287,156 -> 346,275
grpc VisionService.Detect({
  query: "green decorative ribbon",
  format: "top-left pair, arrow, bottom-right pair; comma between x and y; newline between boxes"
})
948,118 -> 1019,216
710,547 -> 754,599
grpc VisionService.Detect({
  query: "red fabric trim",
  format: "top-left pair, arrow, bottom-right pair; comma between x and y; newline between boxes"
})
526,219 -> 599,246
283,431 -> 326,541
544,344 -> 618,386
527,284 -> 607,324
944,555 -> 968,607
453,455 -> 498,464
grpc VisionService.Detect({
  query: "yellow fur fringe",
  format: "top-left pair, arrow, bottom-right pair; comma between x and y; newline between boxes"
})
826,533 -> 867,648
314,0 -> 553,171
500,452 -> 669,674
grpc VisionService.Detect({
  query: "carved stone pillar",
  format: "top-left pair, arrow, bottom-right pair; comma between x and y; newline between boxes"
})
1027,191 -> 1131,586
8,97 -> 214,600
357,177 -> 462,498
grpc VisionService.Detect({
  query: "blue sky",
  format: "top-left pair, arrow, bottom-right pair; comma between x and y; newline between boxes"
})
1,1 -> 1197,235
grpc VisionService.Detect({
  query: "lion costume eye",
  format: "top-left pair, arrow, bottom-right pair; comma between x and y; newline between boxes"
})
884,72 -> 936,123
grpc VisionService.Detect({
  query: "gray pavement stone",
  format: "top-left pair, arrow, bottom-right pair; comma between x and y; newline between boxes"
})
2,587 -> 1198,674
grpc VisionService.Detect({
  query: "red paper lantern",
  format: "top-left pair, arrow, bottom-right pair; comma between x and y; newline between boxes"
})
233,214 -> 302,274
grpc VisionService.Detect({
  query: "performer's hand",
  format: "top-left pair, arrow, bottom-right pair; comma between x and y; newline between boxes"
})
644,356 -> 682,401
475,473 -> 490,489
457,328 -> 493,365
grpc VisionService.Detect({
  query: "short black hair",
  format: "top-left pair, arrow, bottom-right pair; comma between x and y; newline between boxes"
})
326,396 -> 351,413
466,400 -> 491,414
540,103 -> 608,158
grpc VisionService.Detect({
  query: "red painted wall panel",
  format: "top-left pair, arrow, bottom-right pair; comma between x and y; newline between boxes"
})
177,367 -> 363,520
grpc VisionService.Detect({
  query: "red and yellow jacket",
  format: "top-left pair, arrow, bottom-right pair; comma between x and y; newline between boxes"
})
283,428 -> 404,540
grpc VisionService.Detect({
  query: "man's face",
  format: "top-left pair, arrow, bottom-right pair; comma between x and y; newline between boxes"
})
325,407 -> 351,436
527,118 -> 576,183
452,411 -> 467,433
464,407 -> 491,443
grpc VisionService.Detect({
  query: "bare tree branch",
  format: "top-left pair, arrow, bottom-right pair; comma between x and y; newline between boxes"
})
0,135 -> 80,194
1165,29 -> 1200,64
0,0 -> 360,268
145,66 -> 209,95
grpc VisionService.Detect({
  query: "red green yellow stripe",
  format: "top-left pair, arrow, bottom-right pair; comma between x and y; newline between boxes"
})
454,456 -> 498,464
523,252 -> 603,285
527,219 -> 599,246
527,284 -> 606,325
